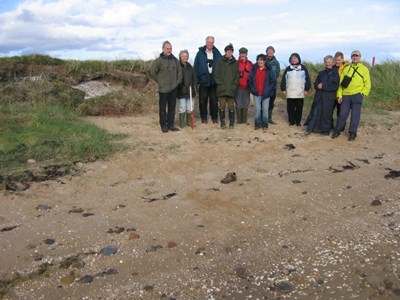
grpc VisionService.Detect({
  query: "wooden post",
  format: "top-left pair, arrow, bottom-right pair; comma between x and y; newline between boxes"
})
372,56 -> 376,66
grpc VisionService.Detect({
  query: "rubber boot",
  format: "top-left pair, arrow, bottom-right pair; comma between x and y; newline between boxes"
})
242,108 -> 248,124
219,109 -> 226,129
268,109 -> 276,124
186,112 -> 191,127
229,110 -> 235,129
179,113 -> 185,128
236,108 -> 241,124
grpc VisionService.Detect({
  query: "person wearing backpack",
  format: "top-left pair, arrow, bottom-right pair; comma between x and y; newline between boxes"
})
331,50 -> 371,141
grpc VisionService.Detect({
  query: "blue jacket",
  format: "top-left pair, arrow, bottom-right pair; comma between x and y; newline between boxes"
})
248,63 -> 277,99
194,45 -> 222,87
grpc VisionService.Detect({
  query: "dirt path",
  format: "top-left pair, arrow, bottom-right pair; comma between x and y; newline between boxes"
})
1,100 -> 400,299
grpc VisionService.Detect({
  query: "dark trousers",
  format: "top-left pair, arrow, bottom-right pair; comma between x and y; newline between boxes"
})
287,98 -> 304,125
336,93 -> 363,134
159,89 -> 177,129
199,85 -> 218,122
269,89 -> 276,111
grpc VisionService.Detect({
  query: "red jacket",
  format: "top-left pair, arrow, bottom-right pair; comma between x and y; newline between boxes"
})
238,59 -> 253,89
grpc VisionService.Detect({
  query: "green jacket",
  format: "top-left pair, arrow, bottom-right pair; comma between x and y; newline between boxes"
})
150,53 -> 182,93
266,55 -> 280,80
337,62 -> 371,97
214,56 -> 239,97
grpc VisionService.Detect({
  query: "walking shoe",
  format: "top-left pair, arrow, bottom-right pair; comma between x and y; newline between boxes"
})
348,133 -> 357,141
161,127 -> 168,133
168,126 -> 180,132
331,130 -> 340,139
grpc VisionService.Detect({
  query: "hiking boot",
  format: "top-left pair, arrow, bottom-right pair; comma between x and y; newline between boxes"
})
161,127 -> 168,133
331,130 -> 340,139
348,133 -> 357,141
268,109 -> 276,124
169,126 -> 180,132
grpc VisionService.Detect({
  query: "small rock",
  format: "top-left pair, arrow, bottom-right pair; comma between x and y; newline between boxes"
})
284,144 -> 295,150
44,238 -> 55,245
68,208 -> 84,214
107,226 -> 125,234
79,275 -> 94,283
60,274 -> 75,285
34,255 -> 43,261
106,268 -> 118,275
371,199 -> 382,206
35,204 -> 52,211
317,278 -> 324,285
277,282 -> 294,293
292,180 -> 303,184
27,159 -> 36,164
82,213 -> 95,217
221,172 -> 237,184
235,266 -> 248,279
167,241 -> 177,248
143,285 -> 154,292
145,245 -> 163,253
99,246 -> 118,256
129,232 -> 140,240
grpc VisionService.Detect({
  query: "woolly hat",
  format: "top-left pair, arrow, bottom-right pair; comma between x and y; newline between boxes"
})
224,43 -> 234,52
266,46 -> 275,53
289,53 -> 301,64
239,47 -> 248,54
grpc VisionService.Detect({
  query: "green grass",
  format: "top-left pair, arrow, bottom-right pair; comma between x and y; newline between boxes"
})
0,104 -> 126,174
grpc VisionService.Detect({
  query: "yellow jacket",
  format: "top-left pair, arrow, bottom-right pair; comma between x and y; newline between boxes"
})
337,61 -> 349,76
337,62 -> 371,97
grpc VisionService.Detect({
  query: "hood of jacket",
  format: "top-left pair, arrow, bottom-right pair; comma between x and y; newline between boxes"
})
289,53 -> 301,64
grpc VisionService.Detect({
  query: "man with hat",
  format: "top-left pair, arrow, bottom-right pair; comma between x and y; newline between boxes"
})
214,43 -> 239,128
235,47 -> 253,124
331,50 -> 371,141
265,46 -> 280,124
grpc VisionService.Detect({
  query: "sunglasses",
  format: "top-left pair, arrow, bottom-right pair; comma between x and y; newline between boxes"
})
207,59 -> 213,68
352,54 -> 360,57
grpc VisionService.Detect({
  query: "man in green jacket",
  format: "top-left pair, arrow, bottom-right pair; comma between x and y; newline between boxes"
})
332,50 -> 371,141
150,41 -> 182,133
214,43 -> 239,128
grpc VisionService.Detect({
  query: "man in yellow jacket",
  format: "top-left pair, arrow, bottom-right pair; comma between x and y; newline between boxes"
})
332,50 -> 371,141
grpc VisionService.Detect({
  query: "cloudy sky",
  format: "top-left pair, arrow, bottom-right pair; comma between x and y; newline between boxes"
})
1,0 -> 399,66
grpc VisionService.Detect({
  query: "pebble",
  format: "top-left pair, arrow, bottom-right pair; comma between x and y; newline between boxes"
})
35,204 -> 52,211
277,282 -> 294,293
129,232 -> 140,240
107,226 -> 125,234
79,275 -> 94,283
167,241 -> 177,248
146,245 -> 163,253
371,199 -> 382,206
235,266 -> 248,279
60,274 -> 75,285
143,285 -> 154,292
99,246 -> 118,256
44,238 -> 55,245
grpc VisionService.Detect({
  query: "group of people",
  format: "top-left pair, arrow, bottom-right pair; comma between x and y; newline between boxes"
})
150,36 -> 371,141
